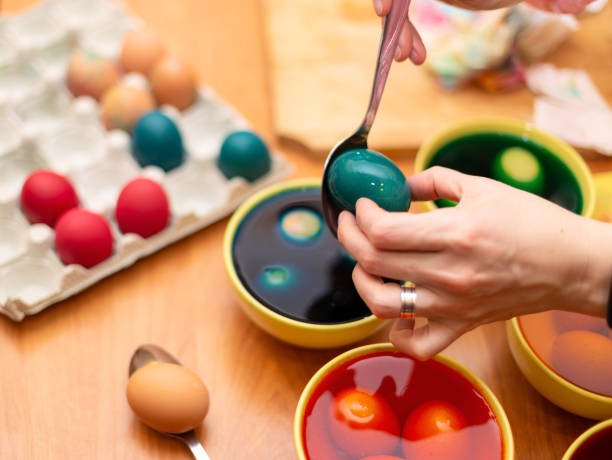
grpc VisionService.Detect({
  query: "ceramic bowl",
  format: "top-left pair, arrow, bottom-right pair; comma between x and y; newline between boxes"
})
506,319 -> 612,420
294,343 -> 515,459
414,117 -> 595,216
562,419 -> 612,459
223,178 -> 385,349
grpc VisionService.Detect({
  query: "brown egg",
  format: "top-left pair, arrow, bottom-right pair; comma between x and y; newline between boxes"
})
151,55 -> 197,110
120,28 -> 165,77
126,362 -> 209,434
552,310 -> 608,335
66,50 -> 120,101
100,83 -> 155,132
550,330 -> 612,396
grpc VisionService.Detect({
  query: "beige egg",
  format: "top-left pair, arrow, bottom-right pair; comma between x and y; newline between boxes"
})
151,55 -> 197,110
550,330 -> 612,396
120,28 -> 165,77
126,362 -> 209,434
66,50 -> 120,101
100,83 -> 155,132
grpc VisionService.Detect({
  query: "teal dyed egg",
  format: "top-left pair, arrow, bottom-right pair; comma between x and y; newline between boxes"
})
328,148 -> 411,213
131,111 -> 185,172
217,131 -> 271,182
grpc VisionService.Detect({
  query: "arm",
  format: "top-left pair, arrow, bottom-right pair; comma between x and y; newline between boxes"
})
338,166 -> 612,359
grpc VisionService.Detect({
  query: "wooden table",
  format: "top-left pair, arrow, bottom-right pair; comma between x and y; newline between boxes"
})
2,1 -> 612,459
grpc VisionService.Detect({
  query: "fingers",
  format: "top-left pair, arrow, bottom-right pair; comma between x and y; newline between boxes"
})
353,198 -> 453,251
408,22 -> 426,65
407,166 -> 469,202
374,0 -> 393,16
390,318 -> 461,360
394,19 -> 413,62
352,264 -> 437,318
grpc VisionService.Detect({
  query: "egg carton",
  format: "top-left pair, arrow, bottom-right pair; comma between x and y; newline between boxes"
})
0,1 -> 293,320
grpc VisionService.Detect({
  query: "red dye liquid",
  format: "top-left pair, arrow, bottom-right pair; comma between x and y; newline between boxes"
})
302,352 -> 502,460
570,425 -> 612,460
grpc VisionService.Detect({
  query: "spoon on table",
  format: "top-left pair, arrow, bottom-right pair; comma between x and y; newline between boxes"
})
129,344 -> 211,460
321,0 -> 410,237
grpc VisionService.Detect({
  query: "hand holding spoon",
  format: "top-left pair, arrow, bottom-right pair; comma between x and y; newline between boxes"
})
321,0 -> 409,237
128,344 -> 211,460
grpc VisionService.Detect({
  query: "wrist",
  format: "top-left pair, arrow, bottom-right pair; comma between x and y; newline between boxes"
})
566,218 -> 612,318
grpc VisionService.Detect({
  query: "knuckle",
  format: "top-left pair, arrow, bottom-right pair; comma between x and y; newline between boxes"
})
359,249 -> 381,274
368,221 -> 392,247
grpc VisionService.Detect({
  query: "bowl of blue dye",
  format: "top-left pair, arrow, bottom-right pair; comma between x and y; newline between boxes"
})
414,117 -> 595,216
223,178 -> 386,348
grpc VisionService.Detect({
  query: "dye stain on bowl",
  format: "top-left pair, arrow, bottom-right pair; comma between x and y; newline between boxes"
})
232,187 -> 370,324
302,351 -> 503,460
519,311 -> 612,397
427,133 -> 582,213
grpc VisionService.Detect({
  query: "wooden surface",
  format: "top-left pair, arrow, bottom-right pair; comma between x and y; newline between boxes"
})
263,0 -> 612,153
2,1 -> 612,459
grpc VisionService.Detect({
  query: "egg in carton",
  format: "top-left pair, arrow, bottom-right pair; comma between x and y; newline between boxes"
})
0,3 -> 293,321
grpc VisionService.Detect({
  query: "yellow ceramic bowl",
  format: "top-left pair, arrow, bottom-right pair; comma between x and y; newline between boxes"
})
414,117 -> 595,217
562,419 -> 612,459
223,178 -> 385,349
506,319 -> 612,420
294,343 -> 515,459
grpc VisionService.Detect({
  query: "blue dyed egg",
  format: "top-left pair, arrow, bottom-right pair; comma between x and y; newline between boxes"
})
279,207 -> 323,243
328,148 -> 410,213
131,111 -> 185,172
217,131 -> 271,182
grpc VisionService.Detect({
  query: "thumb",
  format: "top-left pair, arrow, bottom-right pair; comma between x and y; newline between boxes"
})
389,318 -> 461,360
407,166 -> 469,203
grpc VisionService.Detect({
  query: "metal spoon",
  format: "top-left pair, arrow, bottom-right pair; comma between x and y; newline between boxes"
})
321,0 -> 410,237
129,344 -> 211,460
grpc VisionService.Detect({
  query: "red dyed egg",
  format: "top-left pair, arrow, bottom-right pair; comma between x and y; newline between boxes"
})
115,178 -> 170,238
329,387 -> 400,458
20,170 -> 79,227
55,208 -> 114,268
402,400 -> 469,460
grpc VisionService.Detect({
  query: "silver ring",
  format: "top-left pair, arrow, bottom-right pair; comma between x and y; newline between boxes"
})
400,283 -> 416,329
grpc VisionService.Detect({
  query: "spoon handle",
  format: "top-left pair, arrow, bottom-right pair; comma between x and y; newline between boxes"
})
360,0 -> 410,135
179,431 -> 211,460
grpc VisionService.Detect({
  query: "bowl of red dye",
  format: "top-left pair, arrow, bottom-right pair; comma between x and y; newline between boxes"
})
294,343 -> 514,460
562,419 -> 612,460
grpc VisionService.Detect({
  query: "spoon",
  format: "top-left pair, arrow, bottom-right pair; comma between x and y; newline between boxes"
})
321,0 -> 410,237
129,344 -> 211,460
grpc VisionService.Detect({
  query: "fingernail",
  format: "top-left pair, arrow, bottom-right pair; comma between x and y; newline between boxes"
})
394,47 -> 402,61
374,0 -> 383,15
410,48 -> 419,63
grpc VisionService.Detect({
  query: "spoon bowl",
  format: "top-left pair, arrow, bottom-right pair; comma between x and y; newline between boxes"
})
129,344 -> 211,460
321,0 -> 409,237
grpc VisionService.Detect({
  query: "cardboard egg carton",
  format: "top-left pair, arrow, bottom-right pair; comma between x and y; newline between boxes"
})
0,0 -> 292,320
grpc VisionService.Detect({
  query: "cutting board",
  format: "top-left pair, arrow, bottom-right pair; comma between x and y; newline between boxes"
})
263,0 -> 612,153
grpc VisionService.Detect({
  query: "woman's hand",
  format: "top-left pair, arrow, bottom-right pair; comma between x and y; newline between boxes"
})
338,166 -> 612,359
375,0 -> 593,64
